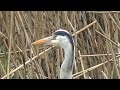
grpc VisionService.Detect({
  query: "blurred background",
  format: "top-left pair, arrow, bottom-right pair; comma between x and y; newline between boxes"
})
0,11 -> 120,79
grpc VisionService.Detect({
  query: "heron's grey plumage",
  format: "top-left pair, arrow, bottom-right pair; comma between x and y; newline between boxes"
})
53,29 -> 75,79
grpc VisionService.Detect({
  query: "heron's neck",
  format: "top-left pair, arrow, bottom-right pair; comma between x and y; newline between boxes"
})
60,43 -> 75,79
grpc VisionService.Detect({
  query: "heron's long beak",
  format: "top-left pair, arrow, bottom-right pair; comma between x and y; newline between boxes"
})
32,36 -> 53,45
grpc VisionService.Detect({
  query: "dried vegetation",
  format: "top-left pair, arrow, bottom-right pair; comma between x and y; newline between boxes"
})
0,11 -> 120,79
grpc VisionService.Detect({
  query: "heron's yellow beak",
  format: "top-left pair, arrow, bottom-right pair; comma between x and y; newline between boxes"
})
32,39 -> 48,45
32,36 -> 53,45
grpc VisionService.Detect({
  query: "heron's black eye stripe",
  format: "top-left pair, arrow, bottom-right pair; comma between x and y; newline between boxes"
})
54,31 -> 67,36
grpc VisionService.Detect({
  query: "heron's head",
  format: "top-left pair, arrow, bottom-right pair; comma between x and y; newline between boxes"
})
32,29 -> 74,49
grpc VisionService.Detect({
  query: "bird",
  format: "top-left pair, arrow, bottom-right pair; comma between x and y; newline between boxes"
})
32,29 -> 75,79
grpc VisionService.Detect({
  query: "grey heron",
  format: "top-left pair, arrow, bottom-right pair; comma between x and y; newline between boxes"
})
32,29 -> 75,79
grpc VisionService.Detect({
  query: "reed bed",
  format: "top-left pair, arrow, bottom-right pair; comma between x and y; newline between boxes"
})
0,11 -> 120,79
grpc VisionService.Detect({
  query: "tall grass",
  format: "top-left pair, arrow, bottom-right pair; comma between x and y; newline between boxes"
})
0,11 -> 120,79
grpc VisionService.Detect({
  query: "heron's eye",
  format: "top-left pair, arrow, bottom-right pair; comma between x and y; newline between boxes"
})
54,34 -> 57,38
53,34 -> 57,39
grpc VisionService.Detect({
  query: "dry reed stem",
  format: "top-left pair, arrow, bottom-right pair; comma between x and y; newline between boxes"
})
73,59 -> 111,79
108,14 -> 120,31
0,12 -> 9,36
73,54 -> 120,79
1,47 -> 53,79
7,11 -> 13,79
0,31 -> 8,39
78,53 -> 120,57
86,11 -> 120,13
110,43 -> 120,79
72,21 -> 97,36
0,61 -> 6,76
101,70 -> 108,79
78,50 -> 86,79
43,46 -> 51,79
95,30 -> 120,48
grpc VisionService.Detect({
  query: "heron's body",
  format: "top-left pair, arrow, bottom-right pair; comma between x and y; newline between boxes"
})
32,29 -> 75,79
